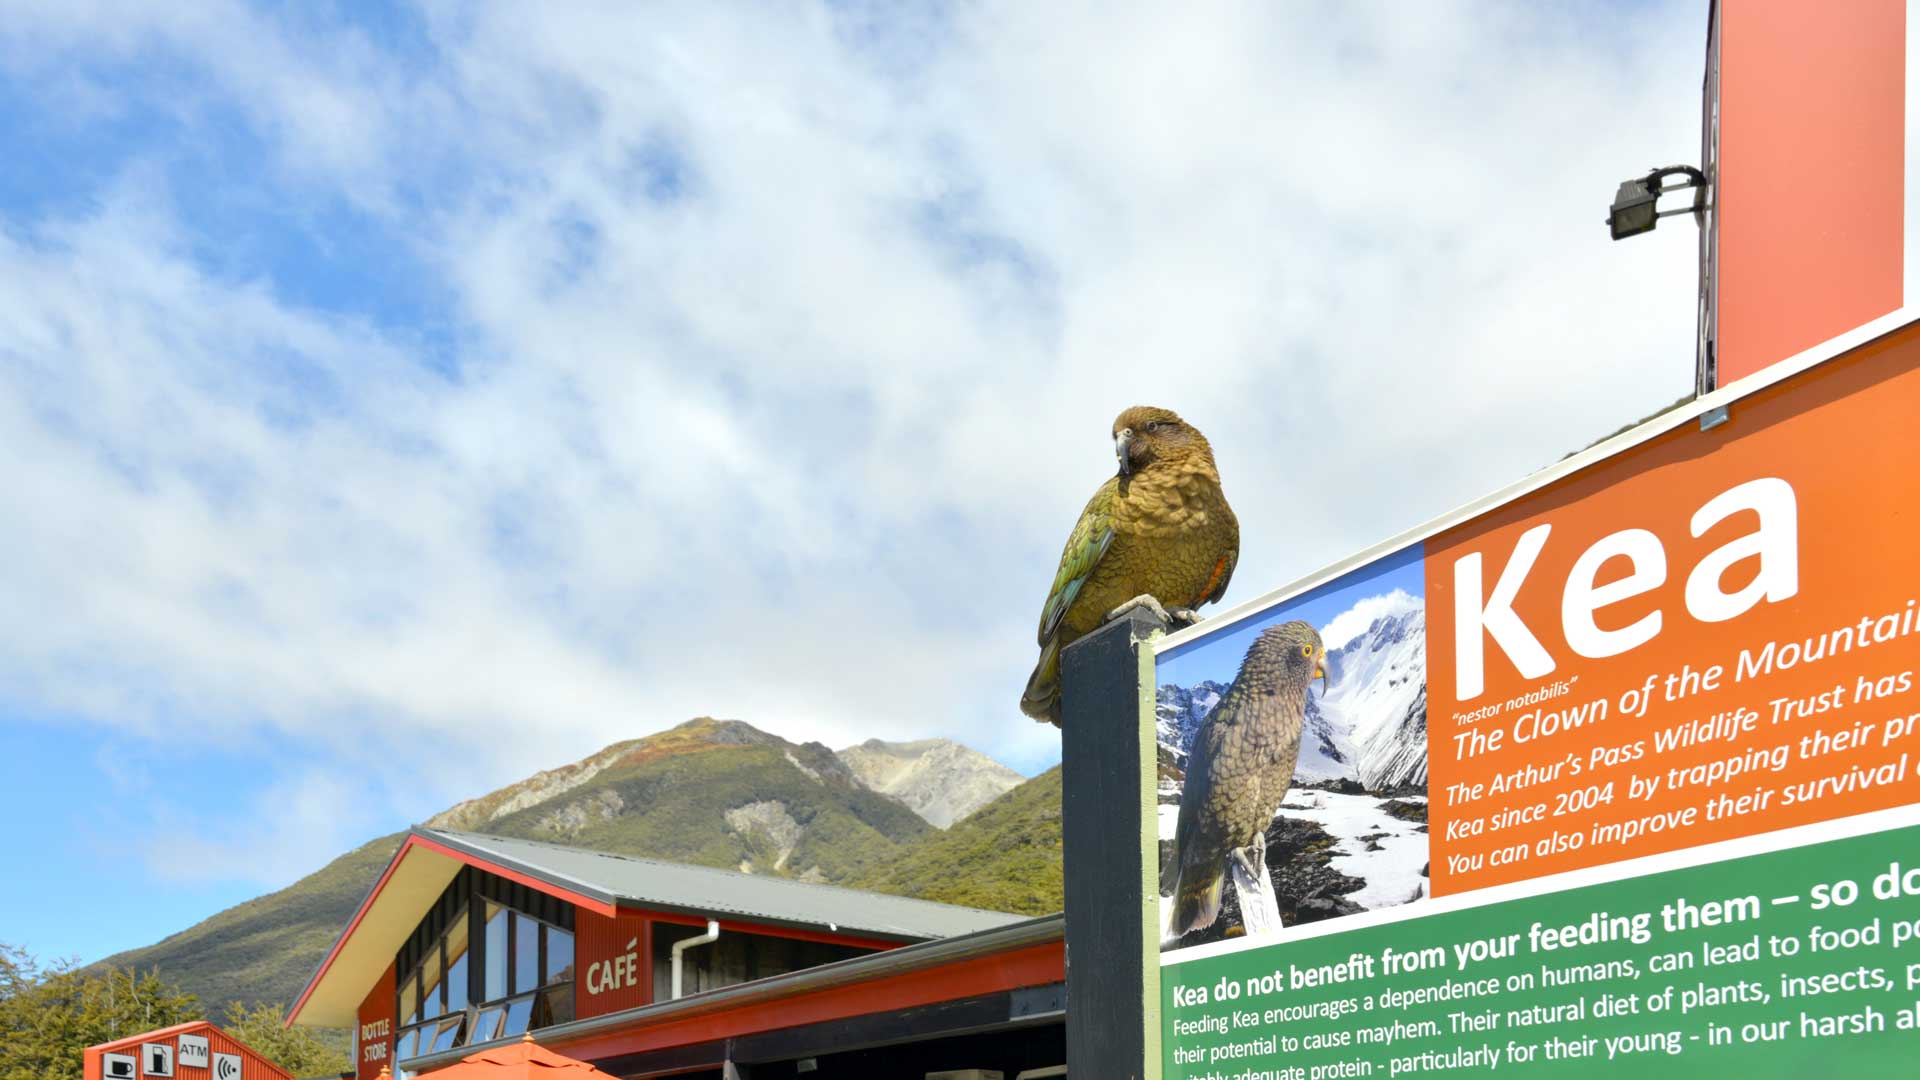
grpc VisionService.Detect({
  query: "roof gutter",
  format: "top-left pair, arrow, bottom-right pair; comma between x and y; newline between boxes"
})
670,919 -> 720,999
403,912 -> 1065,1073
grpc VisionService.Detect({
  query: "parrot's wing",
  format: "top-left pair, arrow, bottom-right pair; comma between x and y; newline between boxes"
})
1163,713 -> 1240,940
1164,715 -> 1225,890
1199,501 -> 1241,608
1204,549 -> 1238,607
1163,763 -> 1202,893
1036,484 -> 1117,646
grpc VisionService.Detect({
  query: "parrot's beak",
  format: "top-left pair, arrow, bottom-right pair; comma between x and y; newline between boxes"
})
1314,650 -> 1329,695
1115,428 -> 1134,478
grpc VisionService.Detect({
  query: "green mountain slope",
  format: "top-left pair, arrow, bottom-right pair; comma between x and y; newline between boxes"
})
847,765 -> 1063,916
86,719 -> 967,1018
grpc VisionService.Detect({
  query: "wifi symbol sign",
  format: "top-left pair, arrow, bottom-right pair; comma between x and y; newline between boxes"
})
212,1055 -> 242,1080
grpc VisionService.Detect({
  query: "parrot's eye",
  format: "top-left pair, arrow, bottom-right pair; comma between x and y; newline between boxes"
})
1299,644 -> 1312,657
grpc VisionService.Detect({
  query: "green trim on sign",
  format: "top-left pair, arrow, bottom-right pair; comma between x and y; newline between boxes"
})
1138,625 -> 1164,1080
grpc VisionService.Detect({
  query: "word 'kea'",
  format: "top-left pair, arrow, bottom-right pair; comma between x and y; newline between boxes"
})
1163,620 -> 1327,939
1020,406 -> 1240,726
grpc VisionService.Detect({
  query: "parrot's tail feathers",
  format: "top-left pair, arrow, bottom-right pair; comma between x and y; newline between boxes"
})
1020,638 -> 1063,727
1168,867 -> 1225,940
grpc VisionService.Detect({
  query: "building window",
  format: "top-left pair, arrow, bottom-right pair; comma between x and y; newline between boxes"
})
512,912 -> 539,995
393,868 -> 576,1069
468,902 -> 574,1041
483,903 -> 508,1001
396,906 -> 467,1063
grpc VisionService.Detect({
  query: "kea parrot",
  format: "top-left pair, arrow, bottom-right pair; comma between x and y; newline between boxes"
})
1162,620 -> 1327,939
1020,406 -> 1240,726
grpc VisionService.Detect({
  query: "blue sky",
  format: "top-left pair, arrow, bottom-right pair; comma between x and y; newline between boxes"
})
0,1 -> 1709,968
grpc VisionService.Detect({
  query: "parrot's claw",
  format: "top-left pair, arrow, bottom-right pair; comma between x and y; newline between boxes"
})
1228,848 -> 1254,880
1227,834 -> 1273,882
1106,594 -> 1173,626
1166,606 -> 1203,626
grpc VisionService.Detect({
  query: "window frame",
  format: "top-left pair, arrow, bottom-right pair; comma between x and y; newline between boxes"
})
472,904 -> 573,1040
392,866 -> 576,1068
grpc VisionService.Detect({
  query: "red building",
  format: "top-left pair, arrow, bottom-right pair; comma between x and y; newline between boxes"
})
287,828 -> 1066,1078
84,1022 -> 294,1080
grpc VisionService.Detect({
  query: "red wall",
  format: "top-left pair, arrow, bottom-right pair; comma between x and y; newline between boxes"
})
355,961 -> 397,1080
84,1023 -> 293,1080
572,907 -> 907,1020
547,941 -> 1064,1064
574,908 -> 654,1019
1717,0 -> 1906,385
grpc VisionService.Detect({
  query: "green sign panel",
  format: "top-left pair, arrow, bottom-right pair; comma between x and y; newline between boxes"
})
1162,820 -> 1920,1077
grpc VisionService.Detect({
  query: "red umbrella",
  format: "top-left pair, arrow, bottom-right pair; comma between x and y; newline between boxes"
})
388,1034 -> 616,1080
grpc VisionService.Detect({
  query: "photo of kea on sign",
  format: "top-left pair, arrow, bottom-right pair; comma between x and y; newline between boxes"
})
1157,547 -> 1432,953
1162,620 -> 1328,939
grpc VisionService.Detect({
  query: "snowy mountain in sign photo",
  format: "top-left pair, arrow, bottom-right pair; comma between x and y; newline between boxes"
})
1156,589 -> 1427,792
1296,691 -> 1358,783
1320,589 -> 1427,791
1153,681 -> 1223,768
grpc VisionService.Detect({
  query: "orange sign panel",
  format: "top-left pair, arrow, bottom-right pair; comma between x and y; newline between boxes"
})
1427,322 -> 1920,892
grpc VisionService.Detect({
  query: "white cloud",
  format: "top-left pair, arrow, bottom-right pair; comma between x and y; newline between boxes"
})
132,768 -> 388,887
1319,589 -> 1421,653
0,1 -> 1710,887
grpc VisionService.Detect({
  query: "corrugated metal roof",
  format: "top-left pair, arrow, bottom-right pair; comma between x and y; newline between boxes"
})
416,827 -> 1028,941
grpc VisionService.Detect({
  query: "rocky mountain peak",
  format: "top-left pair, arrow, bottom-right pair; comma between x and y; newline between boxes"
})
677,716 -> 777,745
837,738 -> 1025,829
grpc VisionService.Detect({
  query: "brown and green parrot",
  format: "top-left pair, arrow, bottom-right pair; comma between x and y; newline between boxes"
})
1020,406 -> 1240,726
1162,620 -> 1327,938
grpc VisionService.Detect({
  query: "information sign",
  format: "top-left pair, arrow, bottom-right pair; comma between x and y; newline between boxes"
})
1152,315 -> 1920,1076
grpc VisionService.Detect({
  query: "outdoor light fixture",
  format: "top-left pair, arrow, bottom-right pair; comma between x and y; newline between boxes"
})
1608,165 -> 1706,240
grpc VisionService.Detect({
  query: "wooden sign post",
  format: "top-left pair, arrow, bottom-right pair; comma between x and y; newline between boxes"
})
1059,607 -> 1165,1080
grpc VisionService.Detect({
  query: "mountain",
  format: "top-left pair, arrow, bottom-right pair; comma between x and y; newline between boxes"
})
845,765 -> 1062,915
475,720 -> 931,882
91,719 -> 930,1013
1157,589 -> 1428,793
836,738 -> 1025,828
